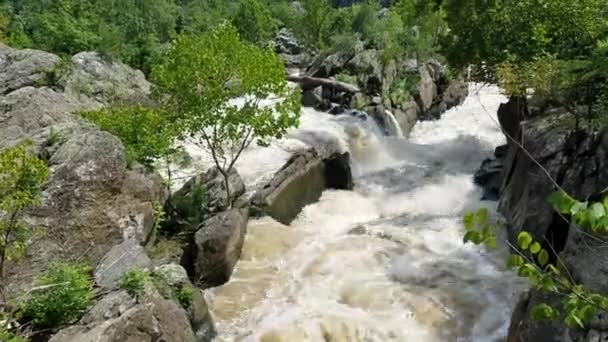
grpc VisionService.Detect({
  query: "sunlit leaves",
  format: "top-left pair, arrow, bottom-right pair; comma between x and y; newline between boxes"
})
517,231 -> 533,250
462,208 -> 497,248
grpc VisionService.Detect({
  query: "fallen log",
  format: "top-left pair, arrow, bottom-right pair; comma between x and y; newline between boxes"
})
287,75 -> 360,93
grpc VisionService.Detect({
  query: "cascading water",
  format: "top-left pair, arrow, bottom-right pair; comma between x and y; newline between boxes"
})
185,84 -> 526,341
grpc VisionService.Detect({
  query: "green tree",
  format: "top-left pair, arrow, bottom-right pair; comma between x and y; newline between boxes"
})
232,0 -> 277,46
0,142 -> 49,278
298,0 -> 333,49
153,24 -> 301,206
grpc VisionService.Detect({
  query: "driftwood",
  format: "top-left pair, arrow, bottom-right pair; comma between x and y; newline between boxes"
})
287,75 -> 360,93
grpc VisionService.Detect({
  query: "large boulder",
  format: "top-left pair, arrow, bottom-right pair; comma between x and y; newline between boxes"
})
251,149 -> 353,224
182,208 -> 249,288
0,43 -> 61,95
274,28 -> 304,55
165,167 -> 246,233
63,51 -> 151,105
0,45 -> 165,296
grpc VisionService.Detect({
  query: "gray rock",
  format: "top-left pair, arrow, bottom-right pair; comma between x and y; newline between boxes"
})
95,239 -> 153,290
154,263 -> 190,287
392,101 -> 418,137
166,167 -> 246,233
184,208 -> 249,288
0,46 -> 166,298
345,49 -> 383,95
302,86 -> 324,108
274,28 -> 304,55
251,149 -> 353,224
153,264 -> 216,341
64,51 -> 151,105
50,284 -> 196,342
0,43 -> 61,95
80,290 -> 136,325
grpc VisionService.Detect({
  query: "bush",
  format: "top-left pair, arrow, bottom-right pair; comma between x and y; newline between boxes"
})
22,263 -> 94,329
0,328 -> 28,342
80,105 -> 177,168
119,268 -> 150,300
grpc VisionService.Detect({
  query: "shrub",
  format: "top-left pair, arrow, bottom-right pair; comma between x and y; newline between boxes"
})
174,285 -> 194,308
0,328 -> 28,342
232,0 -> 277,46
80,105 -> 178,168
22,263 -> 94,329
119,268 -> 150,300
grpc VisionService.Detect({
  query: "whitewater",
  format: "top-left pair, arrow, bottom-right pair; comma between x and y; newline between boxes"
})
177,84 -> 527,341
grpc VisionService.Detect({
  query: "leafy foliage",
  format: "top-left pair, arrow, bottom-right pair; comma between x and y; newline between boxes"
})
463,191 -> 608,329
462,208 -> 498,248
81,105 -> 178,168
232,0 -> 277,46
120,268 -> 150,300
22,263 -> 94,329
0,328 -> 28,342
0,142 -> 49,277
153,23 -> 301,206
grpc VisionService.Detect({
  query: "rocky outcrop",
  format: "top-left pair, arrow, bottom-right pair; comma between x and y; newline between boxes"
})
181,208 -> 249,288
274,29 -> 312,71
251,149 -> 353,224
300,50 -> 468,137
0,44 -> 166,296
50,282 -> 205,342
477,96 -> 608,341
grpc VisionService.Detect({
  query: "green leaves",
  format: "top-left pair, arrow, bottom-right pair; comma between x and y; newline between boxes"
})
517,231 -> 533,250
530,303 -> 559,321
22,262 -> 94,329
0,142 -> 49,276
461,208 -> 498,248
81,106 -> 178,168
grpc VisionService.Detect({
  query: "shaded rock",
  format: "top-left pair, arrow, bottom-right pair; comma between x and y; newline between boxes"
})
95,239 -> 153,290
345,49 -> 383,95
325,152 -> 354,190
166,167 -> 246,233
80,291 -> 136,325
308,52 -> 353,78
154,263 -> 216,341
0,43 -> 61,95
183,208 -> 249,288
50,284 -> 196,342
474,158 -> 503,200
251,149 -> 326,224
302,86 -> 324,108
251,149 -> 353,224
329,104 -> 346,115
274,28 -> 303,55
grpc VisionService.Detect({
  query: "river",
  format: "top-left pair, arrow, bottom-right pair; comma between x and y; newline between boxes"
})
181,84 -> 526,341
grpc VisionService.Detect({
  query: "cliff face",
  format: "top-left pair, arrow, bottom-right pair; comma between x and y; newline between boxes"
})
477,98 -> 608,342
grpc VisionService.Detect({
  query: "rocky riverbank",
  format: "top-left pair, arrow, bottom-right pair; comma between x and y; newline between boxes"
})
275,29 -> 469,137
475,96 -> 608,342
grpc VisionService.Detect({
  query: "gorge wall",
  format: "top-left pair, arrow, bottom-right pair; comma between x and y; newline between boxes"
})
476,98 -> 608,342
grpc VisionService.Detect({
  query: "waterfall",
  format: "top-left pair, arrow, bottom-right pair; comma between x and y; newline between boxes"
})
177,84 -> 527,342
